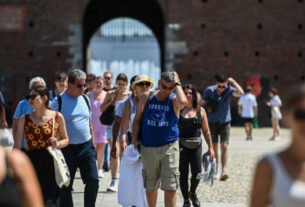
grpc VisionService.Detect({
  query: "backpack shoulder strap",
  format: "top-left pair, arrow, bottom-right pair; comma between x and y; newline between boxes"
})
82,95 -> 91,111
58,95 -> 62,112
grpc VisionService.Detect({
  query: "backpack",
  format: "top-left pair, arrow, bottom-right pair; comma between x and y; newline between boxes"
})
57,95 -> 91,112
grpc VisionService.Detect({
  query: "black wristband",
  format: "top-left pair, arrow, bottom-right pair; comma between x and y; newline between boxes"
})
175,82 -> 182,87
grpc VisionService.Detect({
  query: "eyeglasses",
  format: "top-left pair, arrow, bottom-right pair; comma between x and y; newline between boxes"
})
26,94 -> 39,100
137,82 -> 151,87
104,76 -> 111,80
76,83 -> 86,89
294,109 -> 305,121
160,83 -> 175,91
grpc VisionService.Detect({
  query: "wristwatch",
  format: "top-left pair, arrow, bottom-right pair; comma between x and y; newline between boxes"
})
175,82 -> 182,87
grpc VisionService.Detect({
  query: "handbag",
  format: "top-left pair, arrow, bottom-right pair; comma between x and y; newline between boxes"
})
47,115 -> 70,188
0,128 -> 14,148
99,104 -> 115,125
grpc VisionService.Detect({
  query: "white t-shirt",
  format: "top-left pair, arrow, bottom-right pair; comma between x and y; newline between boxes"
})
271,95 -> 282,107
238,93 -> 257,118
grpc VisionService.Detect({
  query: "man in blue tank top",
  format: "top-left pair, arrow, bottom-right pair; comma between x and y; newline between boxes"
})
132,71 -> 188,207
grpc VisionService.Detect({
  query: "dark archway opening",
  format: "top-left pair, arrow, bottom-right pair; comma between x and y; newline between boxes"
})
83,0 -> 165,72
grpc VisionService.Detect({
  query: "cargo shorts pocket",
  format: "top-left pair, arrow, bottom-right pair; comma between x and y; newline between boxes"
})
161,171 -> 180,191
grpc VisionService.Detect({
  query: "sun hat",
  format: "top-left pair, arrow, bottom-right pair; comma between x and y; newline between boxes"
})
131,75 -> 154,90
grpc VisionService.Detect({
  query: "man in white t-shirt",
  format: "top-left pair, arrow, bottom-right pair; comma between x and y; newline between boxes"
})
238,85 -> 258,140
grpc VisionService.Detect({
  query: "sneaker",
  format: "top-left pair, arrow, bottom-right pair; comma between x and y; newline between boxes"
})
182,199 -> 191,207
220,171 -> 229,181
189,192 -> 200,207
214,172 -> 220,179
98,169 -> 104,179
107,179 -> 119,192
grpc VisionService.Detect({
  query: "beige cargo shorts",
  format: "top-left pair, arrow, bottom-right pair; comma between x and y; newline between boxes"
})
141,141 -> 180,192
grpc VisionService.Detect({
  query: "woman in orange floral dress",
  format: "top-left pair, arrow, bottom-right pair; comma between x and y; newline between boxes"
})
15,86 -> 69,207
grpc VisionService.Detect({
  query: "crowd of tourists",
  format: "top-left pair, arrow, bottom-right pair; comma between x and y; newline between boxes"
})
0,69 -> 304,207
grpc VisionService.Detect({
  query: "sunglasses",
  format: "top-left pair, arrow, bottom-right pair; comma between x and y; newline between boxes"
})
76,83 -> 86,89
294,109 -> 305,121
137,82 -> 151,87
161,83 -> 175,91
217,85 -> 226,89
104,77 -> 111,80
26,94 -> 39,100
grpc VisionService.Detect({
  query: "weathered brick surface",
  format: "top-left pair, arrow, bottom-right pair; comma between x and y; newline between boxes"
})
0,0 -> 304,125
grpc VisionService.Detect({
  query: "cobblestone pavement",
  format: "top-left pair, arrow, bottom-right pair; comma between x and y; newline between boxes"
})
72,127 -> 291,207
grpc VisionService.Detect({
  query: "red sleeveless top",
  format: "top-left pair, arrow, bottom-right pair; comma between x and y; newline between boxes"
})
24,112 -> 59,151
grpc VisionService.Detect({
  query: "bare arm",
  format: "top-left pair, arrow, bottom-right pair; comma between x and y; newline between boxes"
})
8,149 -> 44,207
173,73 -> 188,114
228,77 -> 244,97
12,119 -> 19,143
14,116 -> 25,149
250,157 -> 272,207
254,106 -> 258,117
238,105 -> 242,116
0,105 -> 7,128
100,92 -> 114,112
57,113 -> 69,148
201,107 -> 214,159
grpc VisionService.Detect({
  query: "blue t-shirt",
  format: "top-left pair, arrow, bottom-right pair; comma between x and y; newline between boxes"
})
202,85 -> 236,124
141,94 -> 179,147
13,99 -> 34,148
50,92 -> 91,144
13,99 -> 34,119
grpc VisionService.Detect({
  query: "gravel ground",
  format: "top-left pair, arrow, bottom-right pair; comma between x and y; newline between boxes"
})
176,127 -> 291,205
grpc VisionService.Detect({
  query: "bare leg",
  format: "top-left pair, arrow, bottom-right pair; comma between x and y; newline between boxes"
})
146,191 -> 158,207
96,143 -> 105,169
220,143 -> 228,172
164,190 -> 177,207
249,123 -> 253,139
212,143 -> 219,171
111,141 -> 120,178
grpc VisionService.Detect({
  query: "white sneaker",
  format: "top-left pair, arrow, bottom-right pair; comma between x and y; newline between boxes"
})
214,172 -> 220,179
107,179 -> 119,192
98,169 -> 104,179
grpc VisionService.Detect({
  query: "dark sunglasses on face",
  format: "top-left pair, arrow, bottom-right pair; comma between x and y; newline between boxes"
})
217,85 -> 226,89
137,82 -> 151,87
294,109 -> 305,121
161,83 -> 175,90
76,83 -> 86,89
104,77 -> 111,80
26,94 -> 39,100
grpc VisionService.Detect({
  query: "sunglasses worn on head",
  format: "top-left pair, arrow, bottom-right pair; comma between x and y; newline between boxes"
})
294,109 -> 305,121
137,82 -> 151,87
76,83 -> 86,89
26,94 -> 39,100
161,83 -> 175,90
